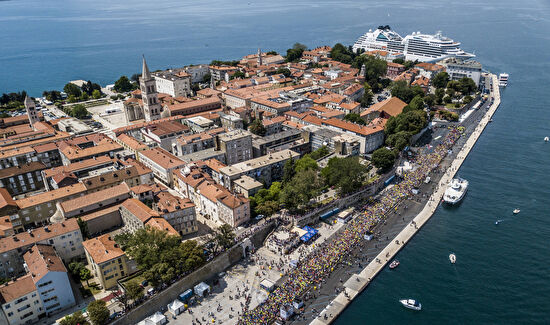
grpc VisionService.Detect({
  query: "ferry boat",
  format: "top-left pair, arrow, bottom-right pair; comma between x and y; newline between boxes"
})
352,26 -> 475,62
400,299 -> 422,311
498,73 -> 509,87
443,178 -> 469,204
449,253 -> 456,264
389,260 -> 400,269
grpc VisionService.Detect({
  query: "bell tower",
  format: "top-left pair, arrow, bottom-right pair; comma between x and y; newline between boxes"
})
140,56 -> 162,121
24,96 -> 40,129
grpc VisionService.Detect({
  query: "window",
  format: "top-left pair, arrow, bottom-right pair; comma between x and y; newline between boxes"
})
4,303 -> 10,309
7,312 -> 13,317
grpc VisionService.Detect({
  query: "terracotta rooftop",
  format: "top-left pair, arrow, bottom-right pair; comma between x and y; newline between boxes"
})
0,188 -> 16,209
120,198 -> 159,223
83,234 -> 125,265
144,217 -> 180,237
0,219 -> 79,254
361,97 -> 407,118
42,155 -> 113,178
140,147 -> 186,170
24,244 -> 67,282
0,161 -> 46,180
15,183 -> 87,209
82,166 -> 149,191
60,182 -> 130,213
0,274 -> 36,304
117,133 -> 149,151
156,191 -> 194,213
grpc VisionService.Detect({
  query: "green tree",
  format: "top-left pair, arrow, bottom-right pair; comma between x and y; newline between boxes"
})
231,71 -> 246,79
360,83 -> 374,107
114,76 -> 135,93
115,228 -> 204,286
372,147 -> 397,172
248,119 -> 266,136
266,51 -> 278,55
282,158 -> 295,185
81,92 -> 89,101
463,95 -> 473,104
432,72 -> 450,89
343,113 -> 366,125
385,131 -> 411,151
275,67 -> 291,77
71,104 -> 89,119
330,43 -> 353,64
77,217 -> 89,239
215,224 -> 235,250
443,95 -> 452,104
250,182 -> 282,216
392,58 -> 405,64
64,83 -> 82,97
458,77 -> 477,94
408,95 -> 424,111
308,146 -> 330,160
321,156 -> 369,195
354,56 -> 387,89
92,89 -> 102,99
390,80 -> 422,103
67,95 -> 77,103
281,169 -> 322,211
43,90 -> 61,102
202,73 -> 212,84
435,88 -> 445,104
446,80 -> 460,92
125,280 -> 144,301
87,300 -> 109,325
80,267 -> 92,286
294,156 -> 318,173
59,311 -> 90,325
424,94 -> 436,108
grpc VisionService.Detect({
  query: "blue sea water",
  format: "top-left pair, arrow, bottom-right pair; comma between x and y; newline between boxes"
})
1,0 -> 550,323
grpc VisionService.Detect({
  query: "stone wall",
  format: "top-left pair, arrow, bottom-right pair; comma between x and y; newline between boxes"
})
112,221 -> 275,325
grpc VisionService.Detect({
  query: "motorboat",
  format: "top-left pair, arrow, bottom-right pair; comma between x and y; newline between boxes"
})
449,253 -> 456,264
498,73 -> 509,87
495,219 -> 503,225
513,209 -> 520,215
544,136 -> 549,142
400,299 -> 421,311
443,178 -> 468,204
389,260 -> 400,269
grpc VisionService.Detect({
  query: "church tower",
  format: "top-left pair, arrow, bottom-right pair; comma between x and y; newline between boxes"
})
24,96 -> 39,129
359,64 -> 366,78
257,48 -> 263,66
140,56 -> 162,122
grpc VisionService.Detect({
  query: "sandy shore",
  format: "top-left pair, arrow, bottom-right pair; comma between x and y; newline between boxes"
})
310,74 -> 502,325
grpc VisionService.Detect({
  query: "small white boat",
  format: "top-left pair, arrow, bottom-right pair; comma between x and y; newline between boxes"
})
495,219 -> 503,225
513,209 -> 520,214
389,260 -> 400,269
544,137 -> 549,142
499,73 -> 509,86
449,253 -> 456,264
400,299 -> 421,311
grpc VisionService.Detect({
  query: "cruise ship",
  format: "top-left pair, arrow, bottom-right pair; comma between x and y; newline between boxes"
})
352,26 -> 475,62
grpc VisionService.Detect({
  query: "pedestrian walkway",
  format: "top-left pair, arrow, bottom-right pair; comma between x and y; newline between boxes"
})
310,74 -> 501,325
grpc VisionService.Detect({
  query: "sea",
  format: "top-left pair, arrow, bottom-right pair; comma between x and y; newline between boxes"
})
2,0 -> 550,323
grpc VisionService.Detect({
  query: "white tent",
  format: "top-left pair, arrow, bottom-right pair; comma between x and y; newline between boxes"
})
137,312 -> 167,325
194,282 -> 211,297
167,299 -> 185,316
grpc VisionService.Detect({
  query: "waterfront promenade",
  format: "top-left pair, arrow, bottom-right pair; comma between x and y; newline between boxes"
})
309,74 -> 502,325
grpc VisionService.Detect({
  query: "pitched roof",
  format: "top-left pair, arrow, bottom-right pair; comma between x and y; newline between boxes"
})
0,219 -> 79,254
42,155 -> 114,178
144,217 -> 179,237
140,147 -> 186,170
120,198 -> 159,223
361,97 -> 407,118
60,182 -> 130,213
0,188 -> 16,209
83,234 -> 125,265
0,274 -> 36,304
15,183 -> 87,209
23,244 -> 67,282
155,191 -> 194,213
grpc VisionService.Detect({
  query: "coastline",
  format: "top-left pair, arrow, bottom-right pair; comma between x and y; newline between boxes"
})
309,74 -> 502,325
